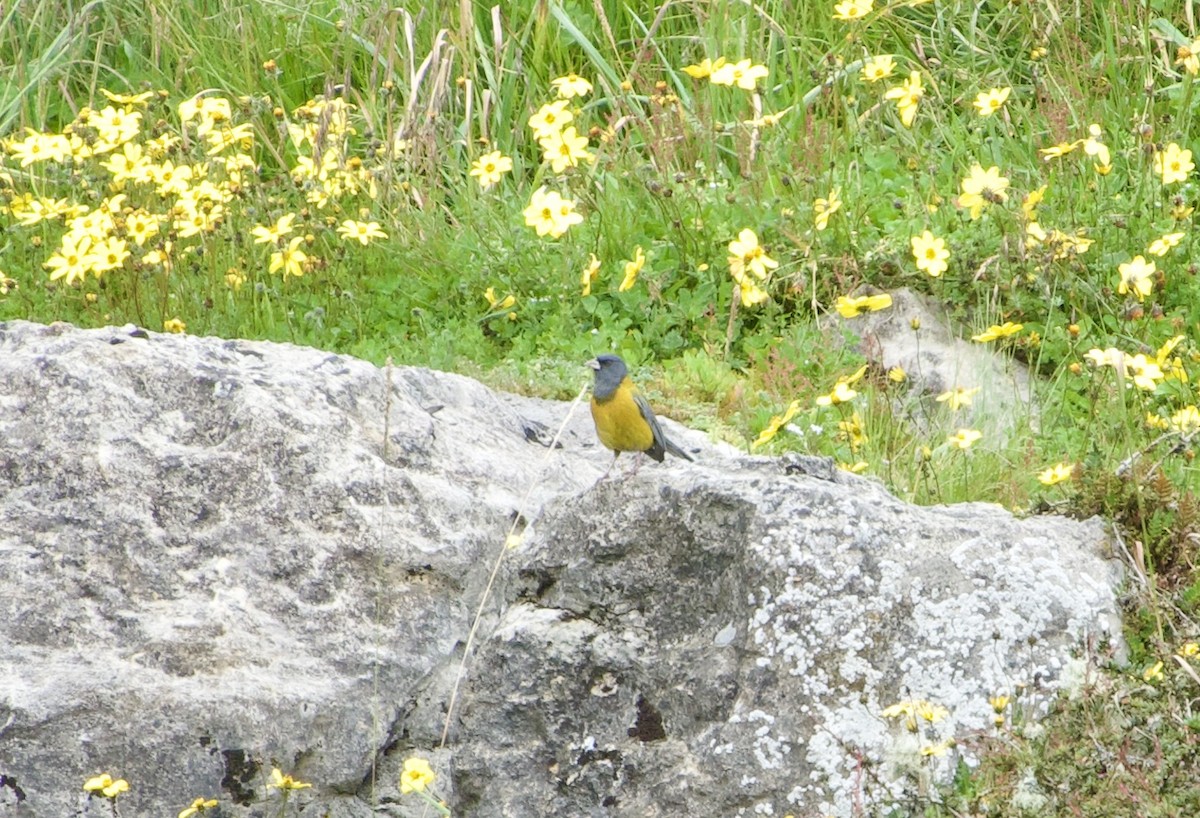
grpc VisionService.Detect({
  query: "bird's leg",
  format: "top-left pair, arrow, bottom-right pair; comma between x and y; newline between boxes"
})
623,451 -> 645,480
600,452 -> 619,480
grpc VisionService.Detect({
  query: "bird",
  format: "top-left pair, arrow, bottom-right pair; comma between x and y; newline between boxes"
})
587,354 -> 693,475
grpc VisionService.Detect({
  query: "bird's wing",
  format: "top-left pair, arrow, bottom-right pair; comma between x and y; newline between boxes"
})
635,392 -> 694,462
633,392 -> 668,461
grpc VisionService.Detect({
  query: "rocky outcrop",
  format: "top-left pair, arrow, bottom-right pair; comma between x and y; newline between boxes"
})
839,287 -> 1034,440
0,321 -> 1121,817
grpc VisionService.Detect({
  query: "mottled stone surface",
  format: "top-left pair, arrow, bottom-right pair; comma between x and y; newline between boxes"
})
0,320 -> 1120,818
838,287 -> 1035,440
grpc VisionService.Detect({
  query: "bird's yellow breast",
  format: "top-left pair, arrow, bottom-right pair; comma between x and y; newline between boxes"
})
590,380 -> 654,453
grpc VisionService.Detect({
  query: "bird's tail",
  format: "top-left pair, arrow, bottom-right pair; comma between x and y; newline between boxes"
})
666,439 -> 694,462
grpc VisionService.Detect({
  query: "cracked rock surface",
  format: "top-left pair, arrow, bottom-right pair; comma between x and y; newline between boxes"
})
0,320 -> 1121,817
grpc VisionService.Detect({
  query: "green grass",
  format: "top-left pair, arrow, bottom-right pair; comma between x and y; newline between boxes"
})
4,0 -> 1200,814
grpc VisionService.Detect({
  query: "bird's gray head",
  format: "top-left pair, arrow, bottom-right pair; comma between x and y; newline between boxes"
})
587,354 -> 628,400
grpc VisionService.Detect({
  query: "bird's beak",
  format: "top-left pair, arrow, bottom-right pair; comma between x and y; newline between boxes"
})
586,358 -> 601,371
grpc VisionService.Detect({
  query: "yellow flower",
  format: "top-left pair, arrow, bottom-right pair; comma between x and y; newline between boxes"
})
743,109 -> 791,128
90,236 -> 131,274
753,399 -> 803,448
551,73 -> 593,99
947,428 -> 982,450
1155,142 -> 1194,185
522,187 -> 581,239
1177,40 -> 1200,75
813,187 -> 842,231
972,87 -> 1011,117
178,797 -> 219,818
44,232 -> 97,286
269,236 -> 309,278
125,210 -> 161,246
1142,661 -> 1164,682
399,757 -> 436,794
863,294 -> 892,311
833,0 -> 874,21
581,253 -> 601,296
527,100 -> 572,140
881,699 -> 947,727
1147,412 -> 1171,430
173,203 -> 224,239
336,220 -> 388,245
178,95 -> 231,128
1155,336 -> 1188,382
163,317 -> 186,334
911,230 -> 949,277
1023,222 -> 1048,249
143,243 -> 174,270
203,123 -> 254,156
1147,232 -> 1185,257
483,286 -> 516,312
836,293 -> 892,317
84,774 -> 129,799
1037,463 -> 1073,485
67,208 -> 115,240
1039,140 -> 1080,160
5,129 -> 70,166
816,368 -> 866,407
1179,641 -> 1200,657
269,768 -> 311,790
989,694 -> 1010,713
101,88 -> 155,106
1020,185 -> 1047,222
838,411 -> 867,449
728,228 -> 779,280
1082,124 -> 1111,173
860,55 -> 896,83
1041,228 -> 1093,258
1170,405 -> 1200,434
888,366 -> 906,382
539,125 -> 593,173
92,105 -> 142,145
553,195 -> 584,236
709,58 -> 769,90
177,797 -> 219,818
469,150 -> 513,190
1126,354 -> 1165,391
732,271 -> 769,306
1085,347 -> 1123,369
957,164 -> 1009,220
936,387 -> 979,411
682,57 -> 726,80
843,364 -> 868,385
816,382 -> 857,406
83,774 -> 111,793
971,321 -> 1023,342
11,195 -> 79,226
884,71 -> 923,127
619,246 -> 645,292
150,159 -> 194,197
251,214 -> 298,246
1117,255 -> 1156,302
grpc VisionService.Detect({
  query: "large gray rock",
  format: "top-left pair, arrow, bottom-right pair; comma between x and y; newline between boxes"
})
0,320 -> 1121,818
837,287 -> 1035,441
